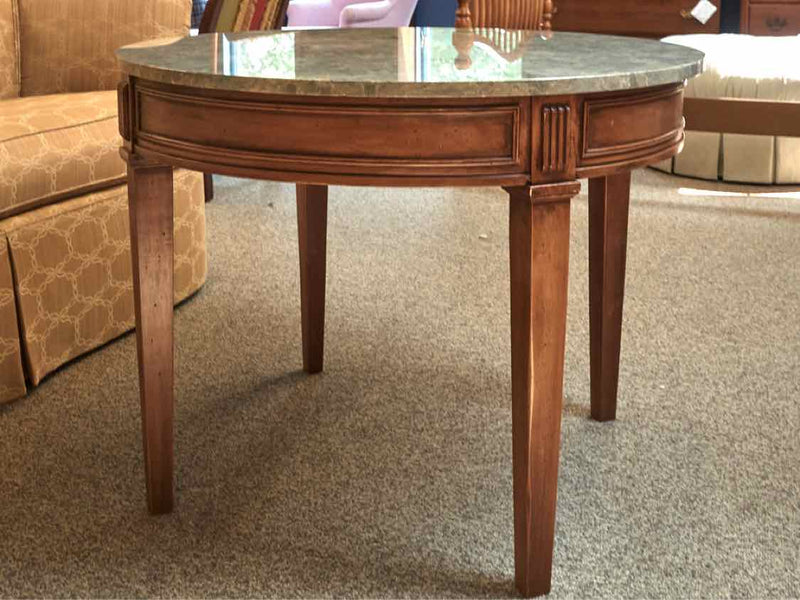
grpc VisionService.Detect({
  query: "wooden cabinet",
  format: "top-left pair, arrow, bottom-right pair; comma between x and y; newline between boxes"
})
552,0 -> 800,37
741,0 -> 800,34
553,0 -> 722,38
552,0 -> 720,37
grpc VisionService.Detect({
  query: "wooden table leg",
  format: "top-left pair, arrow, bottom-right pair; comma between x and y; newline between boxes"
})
203,173 -> 214,202
296,184 -> 328,374
128,160 -> 175,515
507,181 -> 579,598
588,172 -> 631,422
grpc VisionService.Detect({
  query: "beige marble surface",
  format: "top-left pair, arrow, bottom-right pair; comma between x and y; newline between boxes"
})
117,27 -> 704,98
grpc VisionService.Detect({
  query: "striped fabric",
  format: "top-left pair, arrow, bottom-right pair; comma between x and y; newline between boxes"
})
202,0 -> 288,32
0,0 -> 19,99
216,0 -> 240,30
17,0 -> 190,96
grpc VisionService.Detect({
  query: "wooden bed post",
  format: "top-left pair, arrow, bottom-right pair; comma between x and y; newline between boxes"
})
455,0 -> 551,31
456,0 -> 473,28
543,0 -> 554,29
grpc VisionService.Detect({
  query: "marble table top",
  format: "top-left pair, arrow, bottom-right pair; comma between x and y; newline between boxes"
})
117,27 -> 704,98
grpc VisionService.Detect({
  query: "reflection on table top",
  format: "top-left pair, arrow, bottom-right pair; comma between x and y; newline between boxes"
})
117,27 -> 704,98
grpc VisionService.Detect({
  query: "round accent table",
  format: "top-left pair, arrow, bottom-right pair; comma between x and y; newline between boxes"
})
116,28 -> 703,598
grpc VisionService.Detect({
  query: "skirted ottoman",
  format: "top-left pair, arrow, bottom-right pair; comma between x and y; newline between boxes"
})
654,34 -> 800,184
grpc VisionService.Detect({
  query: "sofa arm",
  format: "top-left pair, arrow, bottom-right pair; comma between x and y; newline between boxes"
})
287,0 -> 348,26
339,0 -> 417,27
339,1 -> 391,26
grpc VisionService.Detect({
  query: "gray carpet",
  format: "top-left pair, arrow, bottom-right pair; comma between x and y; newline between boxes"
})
1,169 -> 798,599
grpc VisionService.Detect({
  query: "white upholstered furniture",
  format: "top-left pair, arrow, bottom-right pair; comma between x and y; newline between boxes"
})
656,34 -> 800,183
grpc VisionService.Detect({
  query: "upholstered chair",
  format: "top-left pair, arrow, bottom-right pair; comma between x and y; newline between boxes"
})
339,0 -> 419,27
0,0 -> 208,403
285,0 -> 350,26
286,0 -> 419,28
198,0 -> 291,32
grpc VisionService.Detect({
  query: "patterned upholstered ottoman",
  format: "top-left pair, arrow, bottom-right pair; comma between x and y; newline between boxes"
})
655,34 -> 800,184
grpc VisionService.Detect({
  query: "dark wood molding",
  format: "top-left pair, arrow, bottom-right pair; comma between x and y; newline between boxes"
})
119,78 -> 688,187
579,84 -> 684,169
198,0 -> 223,34
552,0 -> 723,37
128,80 -> 532,186
541,104 -> 571,174
684,96 -> 800,137
741,0 -> 800,35
531,95 -> 579,183
117,81 -> 132,141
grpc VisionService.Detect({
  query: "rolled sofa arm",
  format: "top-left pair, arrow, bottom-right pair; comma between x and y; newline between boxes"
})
339,1 -> 392,26
339,0 -> 417,27
287,0 -> 352,26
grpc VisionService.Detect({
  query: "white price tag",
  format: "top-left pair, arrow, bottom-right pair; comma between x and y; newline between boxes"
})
691,0 -> 718,25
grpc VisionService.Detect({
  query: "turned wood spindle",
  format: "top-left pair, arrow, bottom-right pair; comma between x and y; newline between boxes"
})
542,0 -> 554,29
455,1 -> 552,31
456,0 -> 473,28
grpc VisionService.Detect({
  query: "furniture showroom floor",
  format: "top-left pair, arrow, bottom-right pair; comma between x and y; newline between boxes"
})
1,169 -> 798,599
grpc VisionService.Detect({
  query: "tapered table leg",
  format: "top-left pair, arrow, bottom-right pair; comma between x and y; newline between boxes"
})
203,173 -> 214,202
296,184 -> 328,374
588,173 -> 631,422
507,181 -> 579,598
128,160 -> 175,515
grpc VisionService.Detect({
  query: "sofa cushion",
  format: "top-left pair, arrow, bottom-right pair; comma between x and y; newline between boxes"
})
2,169 -> 207,387
0,90 -> 127,220
18,0 -> 190,96
0,0 -> 20,99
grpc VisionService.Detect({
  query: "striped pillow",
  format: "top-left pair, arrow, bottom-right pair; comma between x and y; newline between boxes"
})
203,0 -> 289,32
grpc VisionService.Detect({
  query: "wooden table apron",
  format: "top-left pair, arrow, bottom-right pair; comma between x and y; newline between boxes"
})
117,77 -> 686,598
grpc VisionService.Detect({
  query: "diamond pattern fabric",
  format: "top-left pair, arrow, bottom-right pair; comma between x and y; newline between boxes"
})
0,0 -> 208,403
0,91 -> 126,220
2,169 -> 207,388
0,239 -> 26,401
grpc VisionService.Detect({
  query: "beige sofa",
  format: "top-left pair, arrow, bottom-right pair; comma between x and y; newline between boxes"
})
0,0 -> 207,403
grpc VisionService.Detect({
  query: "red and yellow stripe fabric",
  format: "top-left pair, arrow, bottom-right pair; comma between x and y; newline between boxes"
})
202,0 -> 287,32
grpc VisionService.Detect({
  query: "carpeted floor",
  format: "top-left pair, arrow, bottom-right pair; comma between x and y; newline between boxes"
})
1,169 -> 798,599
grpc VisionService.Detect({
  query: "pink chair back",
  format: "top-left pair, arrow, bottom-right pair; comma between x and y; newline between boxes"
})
287,0 -> 418,28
